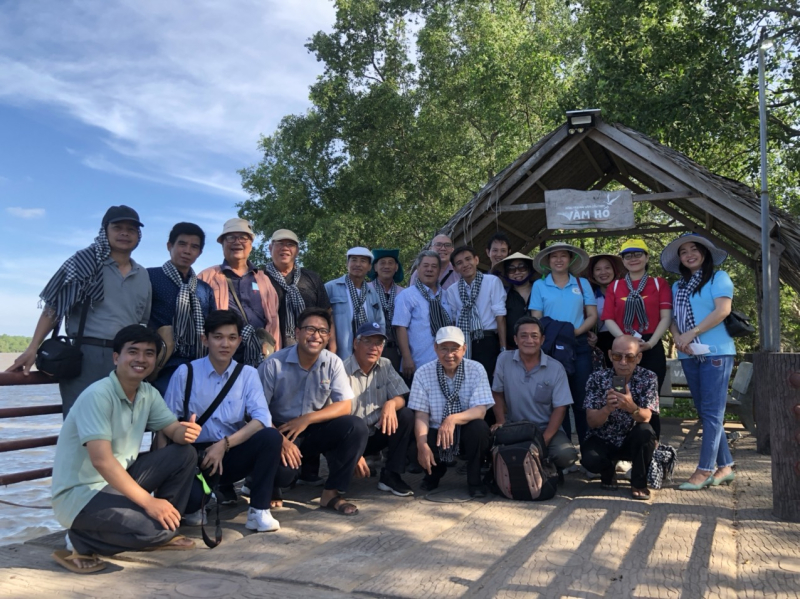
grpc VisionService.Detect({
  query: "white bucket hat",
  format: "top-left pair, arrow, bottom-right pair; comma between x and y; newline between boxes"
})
660,233 -> 727,274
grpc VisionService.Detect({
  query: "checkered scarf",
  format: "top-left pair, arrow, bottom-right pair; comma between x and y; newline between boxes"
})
241,324 -> 264,367
266,263 -> 306,340
674,269 -> 704,361
436,360 -> 465,462
622,272 -> 649,335
345,275 -> 368,334
457,272 -> 484,358
162,260 -> 205,359
375,281 -> 398,325
415,280 -> 452,337
39,226 -> 129,320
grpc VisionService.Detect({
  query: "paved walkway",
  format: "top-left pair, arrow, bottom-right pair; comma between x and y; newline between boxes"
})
2,418 -> 799,598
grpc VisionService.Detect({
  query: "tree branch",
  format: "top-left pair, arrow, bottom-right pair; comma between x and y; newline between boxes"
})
761,5 -> 800,19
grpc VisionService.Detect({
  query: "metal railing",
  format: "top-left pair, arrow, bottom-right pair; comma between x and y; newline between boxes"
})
0,370 -> 62,486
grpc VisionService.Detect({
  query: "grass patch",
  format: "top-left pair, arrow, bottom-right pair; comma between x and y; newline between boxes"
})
661,397 -> 740,422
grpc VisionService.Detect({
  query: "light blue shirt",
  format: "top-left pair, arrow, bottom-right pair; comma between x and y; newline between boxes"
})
325,275 -> 386,360
392,284 -> 451,369
529,274 -> 596,329
164,357 -> 272,443
672,271 -> 736,357
258,345 -> 354,423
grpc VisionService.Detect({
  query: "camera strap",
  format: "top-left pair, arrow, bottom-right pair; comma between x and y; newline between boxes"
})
183,362 -> 245,426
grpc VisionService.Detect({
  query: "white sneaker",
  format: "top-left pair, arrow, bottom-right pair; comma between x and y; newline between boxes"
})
65,532 -> 73,551
182,509 -> 207,526
245,507 -> 280,532
240,484 -> 251,496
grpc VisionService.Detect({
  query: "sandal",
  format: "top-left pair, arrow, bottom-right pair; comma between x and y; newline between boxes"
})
143,535 -> 196,551
52,549 -> 107,574
631,487 -> 651,501
323,494 -> 359,516
601,473 -> 619,490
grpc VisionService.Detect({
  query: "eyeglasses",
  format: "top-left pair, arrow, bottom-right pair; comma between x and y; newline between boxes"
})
506,265 -> 530,273
610,352 -> 640,362
432,242 -> 453,249
224,234 -> 252,244
622,251 -> 645,260
516,333 -> 541,341
298,325 -> 330,337
357,336 -> 385,348
436,345 -> 462,355
273,240 -> 297,248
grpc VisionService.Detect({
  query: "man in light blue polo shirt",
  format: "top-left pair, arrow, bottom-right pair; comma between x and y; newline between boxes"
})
491,316 -> 577,469
164,310 -> 285,533
258,307 -> 369,516
51,325 -> 201,574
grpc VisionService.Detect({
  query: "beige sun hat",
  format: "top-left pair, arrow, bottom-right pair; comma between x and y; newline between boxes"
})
270,229 -> 299,244
217,218 -> 255,243
660,233 -> 727,274
531,243 -> 590,275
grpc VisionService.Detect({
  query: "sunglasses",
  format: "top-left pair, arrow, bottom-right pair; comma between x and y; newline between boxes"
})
609,352 -> 640,363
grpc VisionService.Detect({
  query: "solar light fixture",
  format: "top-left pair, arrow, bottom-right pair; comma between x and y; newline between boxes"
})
566,109 -> 601,134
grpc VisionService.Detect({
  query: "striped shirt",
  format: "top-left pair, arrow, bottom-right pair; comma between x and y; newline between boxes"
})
343,355 -> 409,434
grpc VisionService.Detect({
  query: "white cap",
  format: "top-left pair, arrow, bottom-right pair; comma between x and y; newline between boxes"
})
435,326 -> 465,346
347,246 -> 373,262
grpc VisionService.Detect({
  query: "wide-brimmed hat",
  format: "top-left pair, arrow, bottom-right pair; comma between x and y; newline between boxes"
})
532,243 -> 590,275
217,218 -> 254,243
660,233 -> 728,274
583,254 -> 626,286
368,248 -> 404,283
498,252 -> 534,269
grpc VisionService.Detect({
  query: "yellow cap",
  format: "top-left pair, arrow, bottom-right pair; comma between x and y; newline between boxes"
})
620,239 -> 650,255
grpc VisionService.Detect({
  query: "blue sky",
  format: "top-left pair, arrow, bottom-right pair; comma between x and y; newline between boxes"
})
0,0 -> 336,336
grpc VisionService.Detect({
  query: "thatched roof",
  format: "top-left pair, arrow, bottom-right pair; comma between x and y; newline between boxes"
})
440,117 -> 800,293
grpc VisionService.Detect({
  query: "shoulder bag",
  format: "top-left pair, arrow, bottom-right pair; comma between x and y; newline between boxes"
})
35,302 -> 90,380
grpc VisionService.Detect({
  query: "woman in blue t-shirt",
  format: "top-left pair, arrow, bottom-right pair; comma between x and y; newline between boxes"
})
529,243 -> 597,446
661,234 -> 735,490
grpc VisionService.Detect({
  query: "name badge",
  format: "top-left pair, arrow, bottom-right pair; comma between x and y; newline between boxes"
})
572,287 -> 581,295
252,282 -> 259,291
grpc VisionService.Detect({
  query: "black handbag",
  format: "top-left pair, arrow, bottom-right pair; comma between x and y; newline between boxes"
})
35,303 -> 89,379
724,310 -> 755,338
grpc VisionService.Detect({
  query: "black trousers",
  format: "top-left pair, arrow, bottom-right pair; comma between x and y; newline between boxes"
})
470,331 -> 500,384
275,415 -> 369,494
187,427 -> 283,512
580,423 -> 657,489
363,407 -> 414,474
69,444 -> 196,556
425,419 -> 492,487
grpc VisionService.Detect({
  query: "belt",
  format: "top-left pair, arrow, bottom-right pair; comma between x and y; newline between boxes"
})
472,330 -> 498,340
79,337 -> 115,348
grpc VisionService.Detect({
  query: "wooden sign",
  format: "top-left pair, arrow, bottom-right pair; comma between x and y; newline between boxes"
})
544,189 -> 634,230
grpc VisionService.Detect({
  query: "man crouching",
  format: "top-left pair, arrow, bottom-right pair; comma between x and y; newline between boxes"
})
51,326 -> 202,574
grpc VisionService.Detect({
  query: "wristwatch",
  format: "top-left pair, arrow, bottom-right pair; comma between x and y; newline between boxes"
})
500,346 -> 507,352
632,407 -> 641,418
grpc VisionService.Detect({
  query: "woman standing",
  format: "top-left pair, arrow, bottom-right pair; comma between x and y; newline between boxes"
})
585,253 -> 625,365
498,252 -> 536,349
602,239 -> 672,392
660,234 -> 735,490
529,243 -> 597,445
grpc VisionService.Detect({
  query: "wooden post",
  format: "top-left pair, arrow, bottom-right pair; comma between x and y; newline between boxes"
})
754,352 -> 772,454
759,352 -> 800,521
768,243 -> 783,348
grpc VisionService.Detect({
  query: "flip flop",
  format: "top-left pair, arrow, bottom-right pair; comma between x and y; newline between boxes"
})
143,535 -> 196,551
631,487 -> 651,501
323,495 -> 359,516
52,550 -> 107,574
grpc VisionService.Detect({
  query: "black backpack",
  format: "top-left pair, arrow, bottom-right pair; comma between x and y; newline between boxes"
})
491,421 -> 559,501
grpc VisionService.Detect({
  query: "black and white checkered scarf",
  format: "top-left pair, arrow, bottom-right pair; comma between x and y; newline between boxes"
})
457,272 -> 484,358
623,272 -> 649,335
345,275 -> 368,334
39,226 -> 125,319
241,324 -> 265,368
266,263 -> 306,340
436,360 -> 465,462
162,260 -> 205,359
375,281 -> 398,325
674,269 -> 704,361
415,280 -> 452,337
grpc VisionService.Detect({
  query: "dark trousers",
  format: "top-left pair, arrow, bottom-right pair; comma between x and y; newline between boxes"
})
68,444 -> 196,556
580,423 -> 657,489
382,341 -> 403,374
564,336 -> 592,445
187,427 -> 283,512
425,419 -> 491,487
275,415 -> 369,494
470,331 -> 500,384
363,407 -> 414,474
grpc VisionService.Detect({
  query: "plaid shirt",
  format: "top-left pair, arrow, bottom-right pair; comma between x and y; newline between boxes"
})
344,355 -> 409,434
408,358 -> 494,428
584,366 -> 660,447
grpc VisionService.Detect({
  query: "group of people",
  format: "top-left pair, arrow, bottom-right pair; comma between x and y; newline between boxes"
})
7,206 -> 739,574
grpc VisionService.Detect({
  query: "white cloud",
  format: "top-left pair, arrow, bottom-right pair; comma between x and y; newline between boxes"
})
0,0 -> 335,193
6,207 -> 45,219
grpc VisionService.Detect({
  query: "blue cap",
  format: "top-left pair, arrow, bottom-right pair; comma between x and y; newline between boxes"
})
355,321 -> 386,339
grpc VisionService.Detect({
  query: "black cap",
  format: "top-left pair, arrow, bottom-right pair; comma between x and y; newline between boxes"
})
102,205 -> 144,228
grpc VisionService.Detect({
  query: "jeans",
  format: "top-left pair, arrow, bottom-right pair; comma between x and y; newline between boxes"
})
681,355 -> 734,472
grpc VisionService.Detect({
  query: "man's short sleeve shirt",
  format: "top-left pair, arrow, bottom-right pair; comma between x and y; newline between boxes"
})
344,355 -> 409,433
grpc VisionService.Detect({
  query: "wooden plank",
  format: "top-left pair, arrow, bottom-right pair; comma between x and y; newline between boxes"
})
579,140 -> 604,176
497,191 -> 702,213
536,181 -> 549,191
554,226 -> 686,240
518,229 -> 552,255
588,129 -> 764,241
500,221 -> 534,243
545,189 -> 634,230
594,122 -> 770,231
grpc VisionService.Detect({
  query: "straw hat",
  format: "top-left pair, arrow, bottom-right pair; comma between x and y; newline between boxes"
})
531,243 -> 590,275
660,233 -> 727,274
